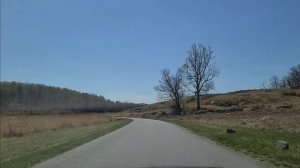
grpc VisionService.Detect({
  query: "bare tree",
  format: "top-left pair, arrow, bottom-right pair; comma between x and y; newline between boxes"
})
287,64 -> 300,89
181,43 -> 218,111
279,76 -> 288,88
155,69 -> 185,113
260,82 -> 268,89
269,75 -> 280,88
267,64 -> 300,89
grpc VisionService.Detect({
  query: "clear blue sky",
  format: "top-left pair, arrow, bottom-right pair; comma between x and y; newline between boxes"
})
1,0 -> 300,103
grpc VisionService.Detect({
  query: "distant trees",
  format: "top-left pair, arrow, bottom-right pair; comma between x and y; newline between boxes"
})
155,43 -> 219,114
154,69 -> 185,113
181,44 -> 218,111
0,82 -> 144,112
269,75 -> 280,89
268,64 -> 300,89
287,64 -> 300,89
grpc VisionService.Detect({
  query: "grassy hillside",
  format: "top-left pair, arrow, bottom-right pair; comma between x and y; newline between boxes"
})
133,89 -> 300,113
0,81 -> 144,113
120,89 -> 300,132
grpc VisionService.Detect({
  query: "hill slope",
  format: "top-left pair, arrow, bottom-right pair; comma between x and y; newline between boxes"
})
0,82 -> 144,112
121,89 -> 300,132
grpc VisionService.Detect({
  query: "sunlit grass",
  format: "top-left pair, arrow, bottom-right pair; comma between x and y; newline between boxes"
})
0,118 -> 132,168
0,113 -> 113,137
167,119 -> 300,168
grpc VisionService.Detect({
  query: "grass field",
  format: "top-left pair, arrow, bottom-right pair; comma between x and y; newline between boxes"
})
167,119 -> 300,168
0,116 -> 132,168
168,111 -> 300,133
0,113 -> 116,138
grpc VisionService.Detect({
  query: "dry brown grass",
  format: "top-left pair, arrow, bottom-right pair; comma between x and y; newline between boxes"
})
0,114 -> 114,138
120,89 -> 300,132
189,89 -> 300,113
124,89 -> 300,113
185,111 -> 300,132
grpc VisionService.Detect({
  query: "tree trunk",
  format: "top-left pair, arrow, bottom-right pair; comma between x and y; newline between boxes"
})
196,92 -> 200,110
176,99 -> 181,111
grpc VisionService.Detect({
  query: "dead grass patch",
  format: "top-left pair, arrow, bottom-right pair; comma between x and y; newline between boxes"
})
0,114 -> 113,138
180,111 -> 300,132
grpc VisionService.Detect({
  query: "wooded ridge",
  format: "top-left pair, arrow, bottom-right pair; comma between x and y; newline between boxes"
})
0,81 -> 144,113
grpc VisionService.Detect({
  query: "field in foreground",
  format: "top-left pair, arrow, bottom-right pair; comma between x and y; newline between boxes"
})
0,115 -> 132,168
0,113 -> 114,138
167,119 -> 300,168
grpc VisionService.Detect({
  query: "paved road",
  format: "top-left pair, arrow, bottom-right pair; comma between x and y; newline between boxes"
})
35,118 -> 263,168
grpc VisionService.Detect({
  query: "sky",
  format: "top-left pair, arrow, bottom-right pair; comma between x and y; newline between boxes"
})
1,0 -> 300,104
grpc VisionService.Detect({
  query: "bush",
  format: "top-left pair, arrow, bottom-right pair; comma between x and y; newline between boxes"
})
282,91 -> 297,96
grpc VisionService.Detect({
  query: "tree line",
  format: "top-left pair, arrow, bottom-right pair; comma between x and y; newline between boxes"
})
155,43 -> 219,114
0,82 -> 144,113
268,64 -> 300,89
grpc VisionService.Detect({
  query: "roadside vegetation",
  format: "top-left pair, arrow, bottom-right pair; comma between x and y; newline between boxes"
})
0,115 -> 132,168
167,119 -> 300,168
0,114 -> 114,138
120,88 -> 300,168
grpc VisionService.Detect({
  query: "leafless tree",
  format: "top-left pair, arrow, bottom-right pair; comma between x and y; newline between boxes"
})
279,76 -> 288,88
260,82 -> 268,89
181,43 -> 218,111
155,69 -> 185,113
269,75 -> 280,88
287,64 -> 300,89
267,64 -> 300,89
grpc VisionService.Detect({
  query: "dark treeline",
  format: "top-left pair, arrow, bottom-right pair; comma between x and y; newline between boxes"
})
0,82 -> 145,113
268,64 -> 300,89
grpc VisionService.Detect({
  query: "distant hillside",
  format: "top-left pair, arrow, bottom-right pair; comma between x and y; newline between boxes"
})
0,82 -> 144,113
123,88 -> 300,115
118,88 -> 300,132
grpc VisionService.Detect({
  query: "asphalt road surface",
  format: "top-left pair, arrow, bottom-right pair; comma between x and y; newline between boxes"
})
35,118 -> 263,168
